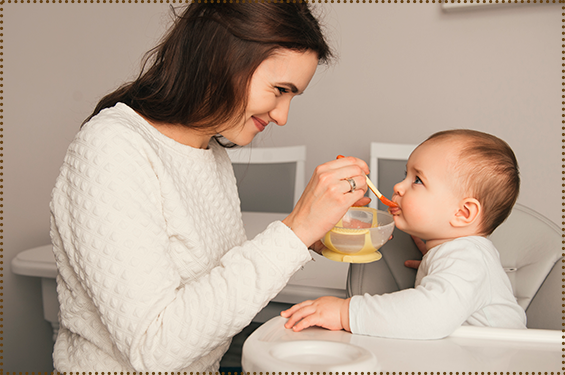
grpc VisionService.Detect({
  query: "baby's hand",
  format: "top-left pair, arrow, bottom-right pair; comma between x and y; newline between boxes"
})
404,235 -> 427,269
280,296 -> 351,332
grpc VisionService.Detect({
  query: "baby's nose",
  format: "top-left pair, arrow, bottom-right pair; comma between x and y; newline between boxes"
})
393,182 -> 403,196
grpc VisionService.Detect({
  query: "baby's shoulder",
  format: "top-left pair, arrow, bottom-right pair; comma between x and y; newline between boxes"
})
427,236 -> 496,265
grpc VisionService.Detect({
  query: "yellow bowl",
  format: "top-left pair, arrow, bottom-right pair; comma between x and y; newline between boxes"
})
321,207 -> 395,263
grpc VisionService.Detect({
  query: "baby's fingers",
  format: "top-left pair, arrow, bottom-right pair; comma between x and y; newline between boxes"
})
281,300 -> 312,318
289,308 -> 340,332
281,301 -> 315,328
283,307 -> 315,330
289,314 -> 319,332
404,259 -> 421,269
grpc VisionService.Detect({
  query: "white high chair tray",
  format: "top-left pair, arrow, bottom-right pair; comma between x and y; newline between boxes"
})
242,316 -> 561,372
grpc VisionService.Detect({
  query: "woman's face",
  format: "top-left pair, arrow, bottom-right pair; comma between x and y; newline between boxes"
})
220,49 -> 319,146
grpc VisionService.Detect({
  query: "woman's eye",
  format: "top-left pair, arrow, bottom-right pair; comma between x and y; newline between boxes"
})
276,86 -> 288,94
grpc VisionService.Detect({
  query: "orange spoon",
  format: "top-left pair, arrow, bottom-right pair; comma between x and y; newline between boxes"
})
337,155 -> 398,208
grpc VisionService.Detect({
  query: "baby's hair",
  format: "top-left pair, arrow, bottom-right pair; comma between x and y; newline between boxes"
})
424,129 -> 520,236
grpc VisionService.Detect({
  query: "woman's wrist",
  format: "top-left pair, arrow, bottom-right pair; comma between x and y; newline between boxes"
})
282,216 -> 312,247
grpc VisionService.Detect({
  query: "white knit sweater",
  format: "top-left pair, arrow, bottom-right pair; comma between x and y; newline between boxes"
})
49,103 -> 311,371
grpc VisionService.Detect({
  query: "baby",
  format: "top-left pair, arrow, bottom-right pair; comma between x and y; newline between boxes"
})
281,129 -> 527,339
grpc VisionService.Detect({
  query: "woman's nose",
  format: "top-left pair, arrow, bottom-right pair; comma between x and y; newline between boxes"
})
269,99 -> 291,126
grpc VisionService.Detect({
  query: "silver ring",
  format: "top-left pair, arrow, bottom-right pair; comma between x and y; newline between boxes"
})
346,178 -> 356,193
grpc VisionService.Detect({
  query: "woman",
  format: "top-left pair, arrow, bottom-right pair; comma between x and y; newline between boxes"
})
50,3 -> 370,372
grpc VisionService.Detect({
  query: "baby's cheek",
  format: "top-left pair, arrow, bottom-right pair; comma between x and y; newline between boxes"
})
403,202 -> 426,222
392,214 -> 407,230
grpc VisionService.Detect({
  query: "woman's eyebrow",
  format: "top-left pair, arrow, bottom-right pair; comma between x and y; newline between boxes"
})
277,82 -> 303,95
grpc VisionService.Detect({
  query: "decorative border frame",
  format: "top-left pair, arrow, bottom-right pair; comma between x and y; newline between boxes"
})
0,2 -> 561,374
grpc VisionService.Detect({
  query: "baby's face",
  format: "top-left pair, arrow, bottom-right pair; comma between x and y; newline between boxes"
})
390,139 -> 464,241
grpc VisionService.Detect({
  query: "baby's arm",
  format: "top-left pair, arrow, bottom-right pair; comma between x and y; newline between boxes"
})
281,296 -> 351,332
349,242 -> 491,339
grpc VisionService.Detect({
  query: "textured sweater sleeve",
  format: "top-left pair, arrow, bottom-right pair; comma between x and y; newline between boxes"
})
349,243 -> 491,339
50,120 -> 311,370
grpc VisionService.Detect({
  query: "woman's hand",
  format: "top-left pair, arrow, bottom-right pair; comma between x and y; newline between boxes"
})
283,156 -> 370,248
307,240 -> 325,255
404,235 -> 427,269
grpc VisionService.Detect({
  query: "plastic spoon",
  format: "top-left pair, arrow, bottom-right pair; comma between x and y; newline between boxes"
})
337,155 -> 398,208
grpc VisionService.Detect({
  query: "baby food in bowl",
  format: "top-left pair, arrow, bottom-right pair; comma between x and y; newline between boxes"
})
321,207 -> 395,263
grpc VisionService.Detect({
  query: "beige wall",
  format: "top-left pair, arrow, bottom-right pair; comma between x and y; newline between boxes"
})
5,3 -> 559,370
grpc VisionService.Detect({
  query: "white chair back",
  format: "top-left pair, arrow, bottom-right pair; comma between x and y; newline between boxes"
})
369,142 -> 417,210
488,204 -> 562,329
227,145 -> 306,213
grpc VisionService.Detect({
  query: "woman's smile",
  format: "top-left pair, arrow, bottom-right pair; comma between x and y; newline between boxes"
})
252,116 -> 268,132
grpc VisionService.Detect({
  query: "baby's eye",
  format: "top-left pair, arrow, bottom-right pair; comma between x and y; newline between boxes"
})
414,176 -> 423,184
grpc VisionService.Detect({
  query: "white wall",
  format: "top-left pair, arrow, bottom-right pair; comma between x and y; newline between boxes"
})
5,3 -> 559,370
265,3 -> 560,225
5,4 -> 171,370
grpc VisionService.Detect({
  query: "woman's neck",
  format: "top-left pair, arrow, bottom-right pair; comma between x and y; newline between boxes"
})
138,112 -> 212,149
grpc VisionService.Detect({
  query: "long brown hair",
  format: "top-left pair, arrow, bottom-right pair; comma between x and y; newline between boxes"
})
84,2 -> 332,140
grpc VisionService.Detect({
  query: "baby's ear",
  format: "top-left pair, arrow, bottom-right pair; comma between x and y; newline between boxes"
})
451,198 -> 481,228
